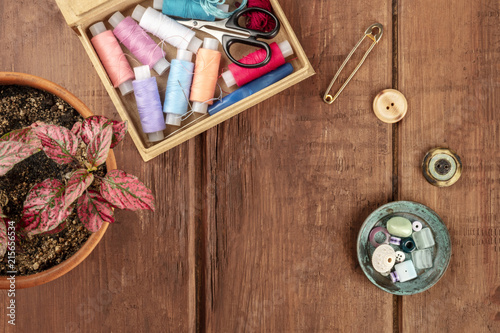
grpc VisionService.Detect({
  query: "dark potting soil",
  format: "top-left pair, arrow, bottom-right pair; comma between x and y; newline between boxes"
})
0,85 -> 104,276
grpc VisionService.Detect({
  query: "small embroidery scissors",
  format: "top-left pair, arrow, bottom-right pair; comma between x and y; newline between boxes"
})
177,7 -> 280,68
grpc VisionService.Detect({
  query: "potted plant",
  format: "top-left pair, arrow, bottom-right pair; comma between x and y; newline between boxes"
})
0,72 -> 154,288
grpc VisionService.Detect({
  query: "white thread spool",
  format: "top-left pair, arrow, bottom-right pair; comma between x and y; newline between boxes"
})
131,5 -> 202,54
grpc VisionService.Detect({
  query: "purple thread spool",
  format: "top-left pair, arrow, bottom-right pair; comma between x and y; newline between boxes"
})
132,65 -> 166,142
390,271 -> 400,283
390,236 -> 401,245
109,12 -> 170,75
369,226 -> 391,248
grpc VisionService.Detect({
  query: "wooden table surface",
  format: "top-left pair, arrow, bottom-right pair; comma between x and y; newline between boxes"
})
1,0 -> 499,332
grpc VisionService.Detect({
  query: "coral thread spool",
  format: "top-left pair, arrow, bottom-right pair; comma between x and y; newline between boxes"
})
109,11 -> 170,75
89,22 -> 135,96
132,65 -> 166,142
152,0 -> 229,21
190,38 -> 221,114
164,49 -> 195,126
221,40 -> 293,88
131,5 -> 202,54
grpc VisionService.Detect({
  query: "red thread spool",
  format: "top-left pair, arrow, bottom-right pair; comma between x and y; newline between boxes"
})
246,0 -> 276,32
222,40 -> 293,87
90,22 -> 135,96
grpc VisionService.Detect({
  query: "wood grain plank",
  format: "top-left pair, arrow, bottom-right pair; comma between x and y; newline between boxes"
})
399,0 -> 500,331
201,0 -> 395,331
0,1 -> 196,332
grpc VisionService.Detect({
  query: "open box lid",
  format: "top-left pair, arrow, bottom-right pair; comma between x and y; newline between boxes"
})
55,0 -> 139,27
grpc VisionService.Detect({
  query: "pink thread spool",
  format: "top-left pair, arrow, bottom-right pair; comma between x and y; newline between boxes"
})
90,22 -> 135,96
109,12 -> 170,75
221,40 -> 293,88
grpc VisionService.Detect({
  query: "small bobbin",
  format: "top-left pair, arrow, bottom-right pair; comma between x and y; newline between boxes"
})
412,221 -> 423,232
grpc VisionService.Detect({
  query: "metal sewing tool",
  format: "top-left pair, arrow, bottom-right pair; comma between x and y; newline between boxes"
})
177,7 -> 280,68
323,23 -> 383,104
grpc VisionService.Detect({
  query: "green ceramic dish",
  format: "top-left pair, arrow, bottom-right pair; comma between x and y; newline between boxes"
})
357,201 -> 451,295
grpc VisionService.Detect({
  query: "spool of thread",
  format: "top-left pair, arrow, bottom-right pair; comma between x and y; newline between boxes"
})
221,40 -> 293,87
152,0 -> 229,21
208,63 -> 294,115
245,0 -> 276,32
131,5 -> 202,54
199,0 -> 248,19
132,65 -> 166,142
109,12 -> 170,75
89,22 -> 135,96
164,49 -> 195,126
190,38 -> 221,114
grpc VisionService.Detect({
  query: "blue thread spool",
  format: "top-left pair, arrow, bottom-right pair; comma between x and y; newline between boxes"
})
153,0 -> 229,21
132,65 -> 166,141
200,0 -> 247,19
164,49 -> 194,126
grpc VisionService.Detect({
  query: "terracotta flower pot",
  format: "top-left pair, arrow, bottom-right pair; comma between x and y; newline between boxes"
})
0,72 -> 114,289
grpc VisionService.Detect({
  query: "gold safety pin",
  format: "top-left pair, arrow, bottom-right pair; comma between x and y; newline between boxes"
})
323,23 -> 383,104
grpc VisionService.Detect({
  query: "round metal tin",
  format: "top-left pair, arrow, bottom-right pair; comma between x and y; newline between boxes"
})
357,201 -> 451,295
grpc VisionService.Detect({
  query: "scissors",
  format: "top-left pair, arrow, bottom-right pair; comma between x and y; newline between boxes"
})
177,7 -> 280,68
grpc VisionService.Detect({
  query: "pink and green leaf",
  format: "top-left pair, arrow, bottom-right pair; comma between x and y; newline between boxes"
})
30,121 -> 48,129
0,127 -> 42,148
87,125 -> 112,167
77,190 -> 114,232
44,221 -> 67,235
0,141 -> 41,176
21,179 -> 74,236
109,119 -> 128,148
64,169 -> 94,209
71,121 -> 83,137
100,170 -> 155,211
0,208 -> 7,258
80,116 -> 127,148
34,124 -> 79,164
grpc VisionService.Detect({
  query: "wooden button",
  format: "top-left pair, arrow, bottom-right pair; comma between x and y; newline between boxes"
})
373,89 -> 408,123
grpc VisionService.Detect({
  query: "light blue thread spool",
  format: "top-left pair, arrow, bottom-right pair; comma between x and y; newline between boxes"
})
164,49 -> 194,126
